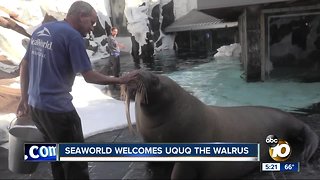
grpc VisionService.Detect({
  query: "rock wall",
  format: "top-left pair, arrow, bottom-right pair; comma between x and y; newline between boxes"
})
0,0 -> 197,75
270,14 -> 320,69
124,0 -> 197,65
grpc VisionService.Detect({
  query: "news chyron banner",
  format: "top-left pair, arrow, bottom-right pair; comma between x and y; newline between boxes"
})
24,143 -> 259,162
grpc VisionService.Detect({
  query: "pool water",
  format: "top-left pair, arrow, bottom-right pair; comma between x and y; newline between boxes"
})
166,57 -> 320,114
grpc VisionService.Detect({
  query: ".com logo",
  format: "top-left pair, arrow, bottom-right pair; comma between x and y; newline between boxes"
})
24,144 -> 57,161
265,135 -> 291,162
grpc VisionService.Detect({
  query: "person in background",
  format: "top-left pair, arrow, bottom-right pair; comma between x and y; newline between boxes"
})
16,1 -> 136,179
106,27 -> 125,77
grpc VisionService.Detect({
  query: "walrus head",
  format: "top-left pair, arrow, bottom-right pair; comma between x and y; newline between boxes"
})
121,70 -> 172,104
121,70 -> 176,132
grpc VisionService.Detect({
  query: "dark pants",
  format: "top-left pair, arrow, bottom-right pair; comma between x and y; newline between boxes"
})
110,55 -> 120,77
30,107 -> 89,180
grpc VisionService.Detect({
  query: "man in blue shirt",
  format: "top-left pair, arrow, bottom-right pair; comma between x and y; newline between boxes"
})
16,1 -> 136,179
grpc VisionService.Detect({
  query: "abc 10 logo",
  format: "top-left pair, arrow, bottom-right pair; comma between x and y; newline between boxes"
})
265,135 -> 291,162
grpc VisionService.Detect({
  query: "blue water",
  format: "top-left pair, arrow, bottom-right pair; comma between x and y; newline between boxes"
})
166,57 -> 320,113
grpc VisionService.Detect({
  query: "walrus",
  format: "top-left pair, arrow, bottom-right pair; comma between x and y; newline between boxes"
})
122,70 -> 319,179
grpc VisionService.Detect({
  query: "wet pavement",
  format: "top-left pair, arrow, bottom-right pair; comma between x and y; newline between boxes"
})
1,53 -> 320,179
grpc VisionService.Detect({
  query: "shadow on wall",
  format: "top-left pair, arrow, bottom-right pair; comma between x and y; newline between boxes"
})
269,14 -> 320,82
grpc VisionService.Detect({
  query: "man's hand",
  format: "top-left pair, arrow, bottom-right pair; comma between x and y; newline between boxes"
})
16,99 -> 29,117
119,70 -> 140,84
118,42 -> 126,49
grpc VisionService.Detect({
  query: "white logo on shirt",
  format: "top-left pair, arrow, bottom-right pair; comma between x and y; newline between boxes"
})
36,27 -> 51,37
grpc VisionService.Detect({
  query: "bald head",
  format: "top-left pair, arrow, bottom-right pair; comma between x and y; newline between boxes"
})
67,1 -> 94,18
65,1 -> 97,37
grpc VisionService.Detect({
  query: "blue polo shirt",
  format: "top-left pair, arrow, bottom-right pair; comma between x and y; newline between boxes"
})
24,21 -> 92,112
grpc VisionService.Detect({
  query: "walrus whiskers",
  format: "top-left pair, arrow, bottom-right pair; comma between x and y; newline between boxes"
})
121,76 -> 148,134
137,80 -> 148,104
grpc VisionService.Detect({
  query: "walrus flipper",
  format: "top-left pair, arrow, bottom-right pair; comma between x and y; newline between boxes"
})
301,125 -> 319,163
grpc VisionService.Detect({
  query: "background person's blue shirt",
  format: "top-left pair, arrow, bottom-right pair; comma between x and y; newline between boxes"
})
24,21 -> 92,112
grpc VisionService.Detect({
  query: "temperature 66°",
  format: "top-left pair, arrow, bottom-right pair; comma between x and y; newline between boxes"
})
284,164 -> 294,170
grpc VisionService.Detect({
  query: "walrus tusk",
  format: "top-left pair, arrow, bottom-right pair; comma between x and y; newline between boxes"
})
124,86 -> 137,134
